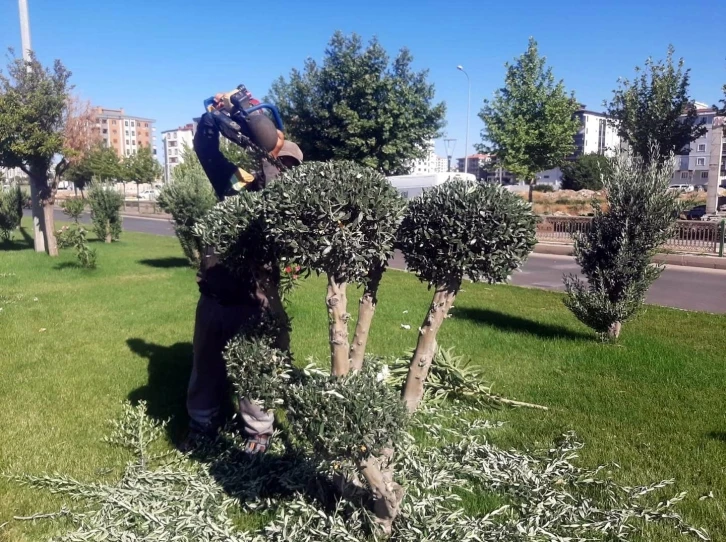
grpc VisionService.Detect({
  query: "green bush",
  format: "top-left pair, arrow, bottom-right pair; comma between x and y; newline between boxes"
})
88,183 -> 123,243
56,224 -> 97,268
0,186 -> 24,241
61,197 -> 85,223
157,147 -> 217,267
532,184 -> 554,193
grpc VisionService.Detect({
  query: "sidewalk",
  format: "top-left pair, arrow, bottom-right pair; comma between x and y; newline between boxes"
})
535,242 -> 726,270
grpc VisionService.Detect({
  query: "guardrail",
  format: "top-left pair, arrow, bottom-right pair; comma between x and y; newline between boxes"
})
537,216 -> 726,255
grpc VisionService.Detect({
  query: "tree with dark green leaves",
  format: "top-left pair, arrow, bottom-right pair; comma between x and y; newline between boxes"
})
88,182 -> 124,243
564,151 -> 681,340
398,180 -> 537,412
268,32 -> 446,175
0,186 -> 24,241
479,38 -> 580,201
606,46 -> 706,165
87,143 -> 122,183
66,156 -> 94,197
0,51 -> 72,255
125,145 -> 162,199
560,153 -> 612,191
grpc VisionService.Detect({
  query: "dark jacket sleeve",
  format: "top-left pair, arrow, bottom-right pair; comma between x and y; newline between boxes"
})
193,112 -> 238,200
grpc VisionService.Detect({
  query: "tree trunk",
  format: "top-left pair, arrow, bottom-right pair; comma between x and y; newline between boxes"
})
607,321 -> 621,340
105,220 -> 112,243
326,274 -> 350,377
528,180 -> 535,203
402,281 -> 459,413
349,264 -> 384,371
358,456 -> 405,535
42,200 -> 58,257
28,177 -> 46,253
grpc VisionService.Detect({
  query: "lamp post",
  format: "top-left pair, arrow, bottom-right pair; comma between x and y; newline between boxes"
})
457,65 -> 471,175
18,0 -> 32,62
444,138 -> 456,173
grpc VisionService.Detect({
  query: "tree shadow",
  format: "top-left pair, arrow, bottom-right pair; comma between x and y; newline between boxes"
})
0,228 -> 34,251
138,257 -> 190,269
454,307 -> 591,341
706,431 -> 726,443
54,261 -> 82,270
126,338 -> 194,443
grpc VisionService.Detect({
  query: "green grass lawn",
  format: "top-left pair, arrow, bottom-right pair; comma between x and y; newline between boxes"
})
1,223 -> 726,541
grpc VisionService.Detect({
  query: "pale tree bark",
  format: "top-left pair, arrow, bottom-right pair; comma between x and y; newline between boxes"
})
607,321 -> 621,340
402,280 -> 459,413
326,274 -> 350,376
358,455 -> 405,535
28,178 -> 46,253
349,264 -> 384,371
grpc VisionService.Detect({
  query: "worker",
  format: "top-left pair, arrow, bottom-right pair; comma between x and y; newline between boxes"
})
181,93 -> 303,454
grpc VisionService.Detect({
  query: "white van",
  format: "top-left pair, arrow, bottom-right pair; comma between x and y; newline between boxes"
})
669,184 -> 694,192
386,172 -> 477,199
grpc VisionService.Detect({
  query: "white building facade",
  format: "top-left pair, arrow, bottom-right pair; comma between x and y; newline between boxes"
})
671,105 -> 726,188
573,108 -> 621,157
162,124 -> 195,182
409,140 -> 447,174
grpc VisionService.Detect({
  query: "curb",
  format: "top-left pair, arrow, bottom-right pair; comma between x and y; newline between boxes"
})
534,243 -> 726,270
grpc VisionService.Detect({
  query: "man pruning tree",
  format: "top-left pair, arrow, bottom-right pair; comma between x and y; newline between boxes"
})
182,87 -> 303,453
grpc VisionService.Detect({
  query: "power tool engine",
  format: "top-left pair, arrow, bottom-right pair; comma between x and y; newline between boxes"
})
204,84 -> 286,168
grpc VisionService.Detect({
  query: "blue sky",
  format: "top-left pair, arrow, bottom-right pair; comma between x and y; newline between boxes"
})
1,0 -> 724,159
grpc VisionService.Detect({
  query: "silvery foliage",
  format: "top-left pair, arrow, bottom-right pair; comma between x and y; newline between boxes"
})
398,180 -> 538,288
10,401 -> 708,541
263,161 -> 405,284
564,151 -> 682,336
285,361 -> 408,461
224,315 -> 293,411
193,190 -> 270,271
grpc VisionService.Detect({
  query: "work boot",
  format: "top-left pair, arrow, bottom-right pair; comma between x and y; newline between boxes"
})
178,421 -> 219,453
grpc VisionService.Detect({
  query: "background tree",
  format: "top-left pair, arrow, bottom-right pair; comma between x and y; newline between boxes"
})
560,153 -> 612,191
0,51 -> 72,255
0,186 -> 24,241
157,145 -> 217,266
65,157 -> 93,197
564,151 -> 681,340
56,96 -> 99,183
479,38 -> 579,202
88,143 -> 122,183
268,32 -> 446,175
397,180 -> 537,412
126,145 -> 162,199
606,46 -> 706,165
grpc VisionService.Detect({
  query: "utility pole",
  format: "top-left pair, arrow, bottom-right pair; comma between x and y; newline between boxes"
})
444,138 -> 457,173
457,65 -> 471,175
19,0 -> 32,62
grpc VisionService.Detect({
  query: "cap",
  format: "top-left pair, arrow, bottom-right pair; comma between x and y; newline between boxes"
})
277,141 -> 303,164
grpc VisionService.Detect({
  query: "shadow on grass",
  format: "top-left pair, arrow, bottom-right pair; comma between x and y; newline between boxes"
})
138,257 -> 190,269
54,261 -> 82,270
126,338 -> 194,443
454,307 -> 591,341
706,431 -> 726,443
0,228 -> 34,251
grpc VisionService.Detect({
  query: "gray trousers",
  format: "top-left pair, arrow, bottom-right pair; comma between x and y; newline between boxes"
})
187,294 -> 274,437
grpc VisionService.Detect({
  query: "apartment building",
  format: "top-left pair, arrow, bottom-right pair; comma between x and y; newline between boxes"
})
456,154 -> 495,179
573,107 -> 621,157
409,140 -> 448,174
671,104 -> 726,189
161,124 -> 195,182
93,108 -> 157,158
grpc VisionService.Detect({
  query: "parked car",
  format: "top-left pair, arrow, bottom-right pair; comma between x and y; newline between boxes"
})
137,189 -> 159,201
682,205 -> 707,221
669,184 -> 694,192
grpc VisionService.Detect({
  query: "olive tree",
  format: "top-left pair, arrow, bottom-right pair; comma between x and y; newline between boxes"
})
88,183 -> 124,243
398,180 -> 537,412
564,151 -> 681,340
264,161 -> 405,375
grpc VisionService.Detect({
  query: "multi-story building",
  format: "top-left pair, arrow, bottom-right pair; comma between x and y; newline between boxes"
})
409,140 -> 448,174
161,124 -> 195,182
456,154 -> 495,180
93,107 -> 157,159
671,104 -> 726,190
572,107 -> 621,157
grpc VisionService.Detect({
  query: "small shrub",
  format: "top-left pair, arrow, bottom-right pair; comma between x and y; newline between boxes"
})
532,184 -> 554,193
0,186 -> 23,241
564,151 -> 681,340
61,197 -> 85,223
157,150 -> 217,267
56,224 -> 97,268
88,183 -> 123,243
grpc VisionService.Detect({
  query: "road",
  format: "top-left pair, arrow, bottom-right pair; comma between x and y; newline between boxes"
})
40,209 -> 726,314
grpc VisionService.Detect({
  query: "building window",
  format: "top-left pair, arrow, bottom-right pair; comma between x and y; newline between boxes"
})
125,130 -> 129,136
169,157 -> 178,164
681,172 -> 689,179
696,158 -> 705,166
126,140 -> 129,146
112,120 -> 117,125
698,144 -> 706,152
126,149 -> 131,155
113,139 -> 118,144
597,119 -> 607,154
125,120 -> 128,126
102,119 -> 107,124
701,171 -> 709,179
102,129 -> 107,134
543,175 -> 550,179
131,131 -> 135,136
131,121 -> 135,127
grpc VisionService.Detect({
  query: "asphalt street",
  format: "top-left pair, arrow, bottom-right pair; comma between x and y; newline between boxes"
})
41,209 -> 726,314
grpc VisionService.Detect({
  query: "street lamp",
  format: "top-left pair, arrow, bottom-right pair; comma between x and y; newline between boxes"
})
18,0 -> 32,62
457,65 -> 471,175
